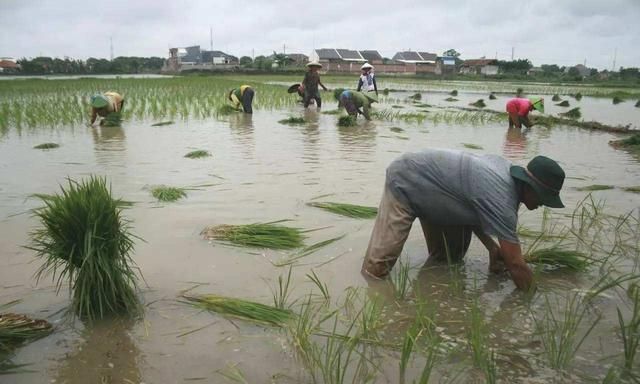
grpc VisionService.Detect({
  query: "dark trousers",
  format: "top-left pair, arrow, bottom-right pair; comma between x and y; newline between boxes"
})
242,88 -> 254,114
303,91 -> 322,108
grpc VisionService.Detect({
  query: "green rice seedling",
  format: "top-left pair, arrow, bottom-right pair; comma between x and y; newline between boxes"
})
449,90 -> 458,96
0,313 -> 53,352
270,266 -> 294,309
151,185 -> 187,202
28,176 -> 141,321
489,93 -> 497,100
470,99 -> 486,108
182,294 -> 293,327
337,115 -> 357,127
462,143 -> 483,150
184,150 -> 211,159
577,184 -> 615,191
409,93 -> 422,100
101,112 -> 122,127
613,96 -> 624,105
201,220 -> 305,250
217,104 -> 238,115
444,97 -> 458,102
392,105 -> 405,109
399,323 -> 419,384
560,107 -> 581,119
306,270 -> 330,301
610,134 -> 640,151
635,100 -> 640,108
516,87 -> 524,96
390,127 -> 404,133
272,235 -> 345,267
556,100 -> 570,107
307,202 -> 377,219
623,186 -> 640,193
533,293 -> 601,370
391,260 -> 412,300
151,121 -> 174,126
216,363 -> 248,384
617,291 -> 640,372
468,293 -> 497,383
33,143 -> 60,149
383,88 -> 390,95
574,92 -> 583,101
524,246 -> 590,271
552,94 -> 561,102
321,109 -> 342,115
278,116 -> 306,125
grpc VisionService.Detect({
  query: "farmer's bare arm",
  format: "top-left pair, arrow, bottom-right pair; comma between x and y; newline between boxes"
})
499,239 -> 534,291
90,108 -> 97,124
472,229 -> 502,273
319,80 -> 328,91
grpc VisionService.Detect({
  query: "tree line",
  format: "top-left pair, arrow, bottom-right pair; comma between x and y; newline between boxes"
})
13,56 -> 165,75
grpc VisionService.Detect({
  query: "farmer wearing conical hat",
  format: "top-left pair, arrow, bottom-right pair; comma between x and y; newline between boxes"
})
357,63 -> 378,96
362,149 -> 566,292
506,97 -> 544,129
338,90 -> 378,120
299,61 -> 328,109
228,85 -> 255,114
90,92 -> 124,125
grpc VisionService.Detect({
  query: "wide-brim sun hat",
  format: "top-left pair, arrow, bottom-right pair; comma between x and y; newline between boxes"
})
361,63 -> 373,70
306,61 -> 322,68
529,98 -> 544,113
90,94 -> 109,108
287,83 -> 301,93
363,93 -> 378,103
510,155 -> 565,208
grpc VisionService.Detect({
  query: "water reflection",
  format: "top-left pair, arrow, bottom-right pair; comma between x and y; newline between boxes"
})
300,110 -> 321,164
91,126 -> 126,166
337,120 -> 377,154
502,127 -> 528,161
54,319 -> 142,384
228,113 -> 254,159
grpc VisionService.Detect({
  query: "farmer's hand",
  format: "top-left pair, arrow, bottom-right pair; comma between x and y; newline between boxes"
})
489,246 -> 505,273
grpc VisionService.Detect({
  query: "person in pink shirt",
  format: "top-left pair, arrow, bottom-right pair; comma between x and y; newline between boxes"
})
506,98 -> 544,128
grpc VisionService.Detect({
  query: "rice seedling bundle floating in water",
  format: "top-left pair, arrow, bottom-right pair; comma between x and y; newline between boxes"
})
552,94 -> 561,102
201,221 -> 305,249
382,88 -> 390,95
449,90 -> 458,96
470,99 -> 486,108
516,87 -> 524,96
151,185 -> 187,202
623,186 -> 640,193
610,133 -> 640,150
489,93 -> 497,100
0,313 -> 53,351
525,247 -> 589,271
560,107 -> 581,120
33,143 -> 60,150
28,176 -> 141,321
101,112 -> 122,127
576,184 -> 615,191
635,100 -> 640,108
278,116 -> 306,125
321,109 -> 342,115
184,150 -> 211,159
574,92 -> 583,101
556,100 -> 570,107
463,143 -> 483,150
307,202 -> 378,219
409,93 -> 422,100
445,97 -> 458,102
151,121 -> 174,126
390,127 -> 404,133
391,105 -> 405,109
182,294 -> 293,327
338,115 -> 357,127
613,96 -> 623,105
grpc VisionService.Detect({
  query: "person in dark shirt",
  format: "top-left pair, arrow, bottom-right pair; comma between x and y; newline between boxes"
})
300,62 -> 328,108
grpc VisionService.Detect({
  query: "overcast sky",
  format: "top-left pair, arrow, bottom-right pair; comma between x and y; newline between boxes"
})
1,0 -> 639,70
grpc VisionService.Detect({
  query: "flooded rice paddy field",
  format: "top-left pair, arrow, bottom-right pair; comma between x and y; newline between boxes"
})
1,75 -> 640,383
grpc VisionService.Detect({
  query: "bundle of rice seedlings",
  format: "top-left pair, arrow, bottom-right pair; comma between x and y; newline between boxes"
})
184,150 -> 211,159
574,92 -> 583,101
556,100 -> 570,107
390,127 -> 404,133
217,104 -> 238,115
463,143 -> 483,150
101,112 -> 122,127
278,116 -> 306,125
470,99 -> 486,108
382,88 -> 390,95
28,176 -> 141,321
516,87 -> 524,96
635,100 -> 640,108
449,90 -> 458,96
576,184 -> 614,191
409,93 -> 422,100
201,221 -> 305,250
610,133 -> 640,150
321,109 -> 342,115
337,115 -> 357,127
444,97 -> 458,102
552,94 -> 561,102
391,105 -> 404,109
0,313 -> 53,351
151,185 -> 187,202
333,88 -> 345,101
151,121 -> 174,126
525,247 -> 589,271
560,107 -> 581,119
33,143 -> 60,150
182,294 -> 293,327
623,186 -> 640,193
489,93 -> 497,100
613,96 -> 623,105
307,202 -> 377,219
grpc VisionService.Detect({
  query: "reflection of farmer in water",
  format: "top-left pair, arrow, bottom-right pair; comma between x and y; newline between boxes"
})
338,90 -> 377,120
228,85 -> 255,114
503,127 -> 529,160
506,98 -> 544,128
90,92 -> 124,125
361,149 -> 566,292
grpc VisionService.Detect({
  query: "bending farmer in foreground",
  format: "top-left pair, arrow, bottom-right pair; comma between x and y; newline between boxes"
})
506,97 -> 544,128
338,90 -> 378,120
90,92 -> 124,125
362,149 -> 566,291
228,85 -> 255,114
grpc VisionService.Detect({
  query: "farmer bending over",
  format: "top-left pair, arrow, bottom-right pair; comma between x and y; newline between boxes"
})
90,92 -> 124,125
338,90 -> 377,121
361,149 -> 566,291
300,62 -> 328,109
506,98 -> 544,129
228,85 -> 255,114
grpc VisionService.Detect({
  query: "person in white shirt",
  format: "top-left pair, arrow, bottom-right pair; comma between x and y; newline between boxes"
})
357,63 -> 378,96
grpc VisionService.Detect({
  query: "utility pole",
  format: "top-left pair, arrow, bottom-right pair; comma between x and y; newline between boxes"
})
210,26 -> 213,51
511,46 -> 514,61
252,48 -> 254,61
612,48 -> 617,71
283,43 -> 286,55
110,36 -> 114,61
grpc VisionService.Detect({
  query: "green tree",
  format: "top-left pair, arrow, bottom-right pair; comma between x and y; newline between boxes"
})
443,49 -> 461,58
239,56 -> 253,66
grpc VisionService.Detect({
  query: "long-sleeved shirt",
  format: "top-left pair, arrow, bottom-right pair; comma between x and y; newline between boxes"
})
506,98 -> 533,117
230,85 -> 251,108
357,72 -> 377,93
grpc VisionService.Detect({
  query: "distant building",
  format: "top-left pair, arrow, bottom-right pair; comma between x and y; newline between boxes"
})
164,45 -> 238,72
310,48 -> 366,72
392,51 -> 437,73
459,59 -> 499,75
435,56 -> 456,75
565,64 -> 591,78
359,50 -> 384,65
527,67 -> 543,76
0,59 -> 19,73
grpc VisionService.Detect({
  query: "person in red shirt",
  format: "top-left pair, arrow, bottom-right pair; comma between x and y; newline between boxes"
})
506,98 -> 544,128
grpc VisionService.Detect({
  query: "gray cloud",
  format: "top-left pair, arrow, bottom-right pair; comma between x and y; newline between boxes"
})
1,0 -> 639,69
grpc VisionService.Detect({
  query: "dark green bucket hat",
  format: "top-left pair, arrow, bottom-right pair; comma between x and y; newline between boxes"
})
510,156 -> 565,208
90,94 -> 109,108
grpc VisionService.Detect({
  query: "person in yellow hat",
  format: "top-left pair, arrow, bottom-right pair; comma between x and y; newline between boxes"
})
90,92 -> 124,125
506,98 -> 544,128
228,85 -> 255,114
299,62 -> 328,109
